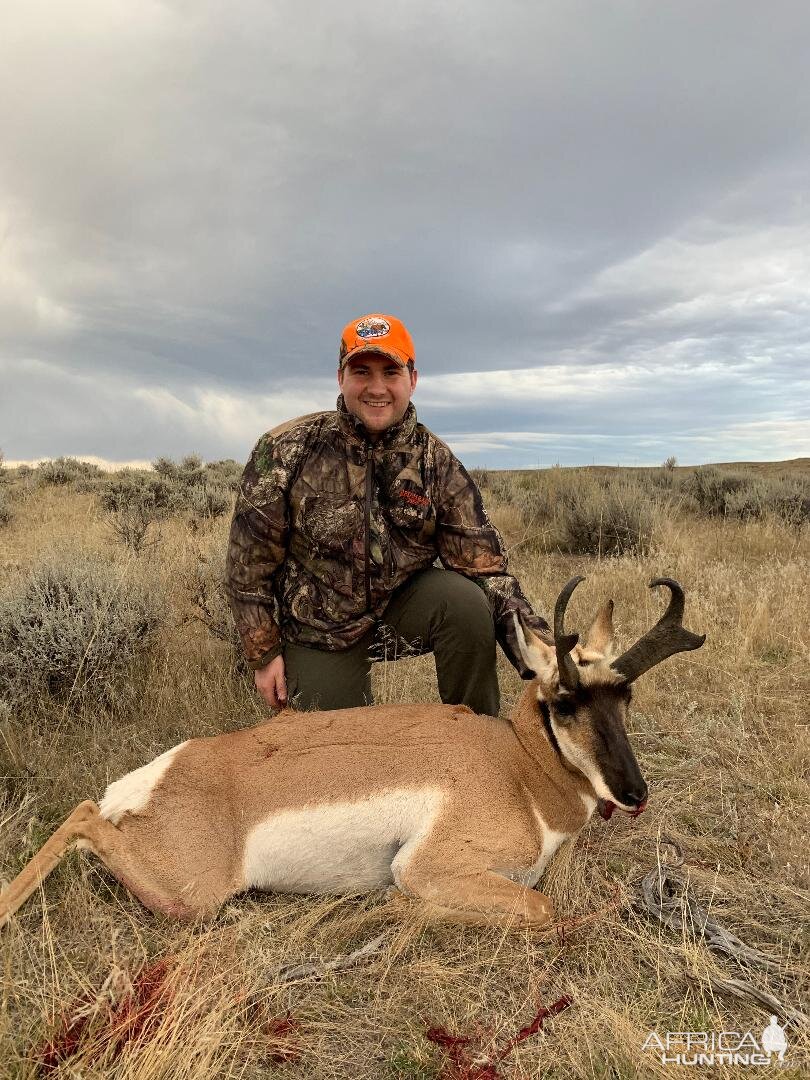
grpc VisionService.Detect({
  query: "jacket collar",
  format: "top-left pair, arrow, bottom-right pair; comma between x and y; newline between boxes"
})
336,395 -> 417,448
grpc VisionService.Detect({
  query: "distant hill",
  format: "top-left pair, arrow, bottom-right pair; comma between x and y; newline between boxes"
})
702,457 -> 809,476
487,458 -> 810,479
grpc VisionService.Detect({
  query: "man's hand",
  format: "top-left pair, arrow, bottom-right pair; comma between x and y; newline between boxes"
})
254,655 -> 288,709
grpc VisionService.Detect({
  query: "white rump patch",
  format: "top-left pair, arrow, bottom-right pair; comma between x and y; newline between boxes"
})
243,788 -> 445,895
99,741 -> 188,824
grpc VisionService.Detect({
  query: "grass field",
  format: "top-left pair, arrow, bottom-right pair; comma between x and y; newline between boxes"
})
0,459 -> 808,1078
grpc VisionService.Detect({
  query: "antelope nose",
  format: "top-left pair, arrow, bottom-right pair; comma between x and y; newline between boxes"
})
624,783 -> 649,808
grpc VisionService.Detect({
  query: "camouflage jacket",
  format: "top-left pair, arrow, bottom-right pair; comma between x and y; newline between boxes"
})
225,397 -> 549,674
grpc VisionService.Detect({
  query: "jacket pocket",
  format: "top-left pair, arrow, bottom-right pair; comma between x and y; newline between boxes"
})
295,493 -> 363,556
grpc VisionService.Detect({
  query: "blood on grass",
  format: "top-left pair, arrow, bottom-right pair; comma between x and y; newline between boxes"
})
425,994 -> 572,1080
32,958 -> 175,1073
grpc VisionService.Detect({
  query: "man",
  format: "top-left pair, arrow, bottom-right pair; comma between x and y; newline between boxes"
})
225,313 -> 548,715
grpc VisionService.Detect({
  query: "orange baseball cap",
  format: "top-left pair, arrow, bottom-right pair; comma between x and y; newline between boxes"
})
338,313 -> 415,370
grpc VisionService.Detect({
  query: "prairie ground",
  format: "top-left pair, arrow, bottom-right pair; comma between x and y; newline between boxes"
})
0,461 -> 808,1078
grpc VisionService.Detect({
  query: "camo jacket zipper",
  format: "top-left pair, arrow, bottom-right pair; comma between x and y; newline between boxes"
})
364,450 -> 374,611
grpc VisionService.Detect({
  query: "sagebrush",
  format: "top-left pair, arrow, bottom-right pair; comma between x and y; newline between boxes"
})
0,490 -> 12,528
0,553 -> 164,710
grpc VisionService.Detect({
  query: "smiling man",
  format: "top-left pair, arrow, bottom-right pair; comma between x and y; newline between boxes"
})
225,313 -> 549,715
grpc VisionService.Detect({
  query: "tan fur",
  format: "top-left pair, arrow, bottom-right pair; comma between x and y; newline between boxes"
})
0,601 -> 651,933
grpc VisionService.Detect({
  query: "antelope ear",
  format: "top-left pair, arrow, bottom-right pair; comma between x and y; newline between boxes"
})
512,613 -> 557,681
584,600 -> 615,658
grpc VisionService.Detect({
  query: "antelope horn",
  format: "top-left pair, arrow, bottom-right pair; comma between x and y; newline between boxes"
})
554,576 -> 584,691
610,578 -> 706,683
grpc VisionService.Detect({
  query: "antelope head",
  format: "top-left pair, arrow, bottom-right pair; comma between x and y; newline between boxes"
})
513,577 -> 705,819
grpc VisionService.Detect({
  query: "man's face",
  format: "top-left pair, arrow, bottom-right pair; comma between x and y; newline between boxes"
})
338,353 -> 418,438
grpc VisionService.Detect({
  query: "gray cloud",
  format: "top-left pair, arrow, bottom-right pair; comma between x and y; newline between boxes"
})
2,1 -> 809,466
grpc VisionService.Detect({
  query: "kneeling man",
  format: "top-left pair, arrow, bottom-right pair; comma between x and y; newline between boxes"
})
226,313 -> 548,714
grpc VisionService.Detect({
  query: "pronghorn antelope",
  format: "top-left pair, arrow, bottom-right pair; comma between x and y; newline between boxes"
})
0,577 -> 704,931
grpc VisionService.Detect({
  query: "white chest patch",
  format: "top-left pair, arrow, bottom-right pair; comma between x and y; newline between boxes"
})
506,823 -> 569,888
579,792 -> 597,818
242,788 -> 444,895
99,741 -> 188,824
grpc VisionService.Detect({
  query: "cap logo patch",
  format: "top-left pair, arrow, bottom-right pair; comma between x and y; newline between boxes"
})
355,316 -> 390,339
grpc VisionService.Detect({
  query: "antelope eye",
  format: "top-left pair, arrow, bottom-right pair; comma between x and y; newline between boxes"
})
553,698 -> 577,720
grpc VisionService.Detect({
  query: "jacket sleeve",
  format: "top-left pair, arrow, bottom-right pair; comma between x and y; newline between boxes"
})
433,445 -> 550,677
225,431 -> 296,669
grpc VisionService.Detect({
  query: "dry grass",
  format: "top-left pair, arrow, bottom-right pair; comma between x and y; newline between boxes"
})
1,464 -> 808,1078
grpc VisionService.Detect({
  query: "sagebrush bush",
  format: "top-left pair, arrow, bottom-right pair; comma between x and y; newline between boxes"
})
153,454 -> 205,489
180,538 -> 246,672
484,468 -> 636,554
724,475 -> 810,526
37,458 -> 78,486
551,477 -> 659,556
686,466 -> 749,516
98,472 -> 179,517
510,473 -> 567,529
641,467 -> 680,494
483,469 -> 564,521
186,545 -> 237,645
97,472 -> 178,552
0,554 -> 164,708
107,506 -> 159,554
37,457 -> 101,487
97,463 -> 234,543
205,459 -> 242,492
73,472 -> 106,495
0,490 -> 12,527
185,483 -> 232,530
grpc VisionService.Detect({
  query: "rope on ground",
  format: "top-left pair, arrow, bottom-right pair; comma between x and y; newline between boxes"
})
264,931 -> 390,985
638,848 -> 809,1031
686,971 -> 810,1032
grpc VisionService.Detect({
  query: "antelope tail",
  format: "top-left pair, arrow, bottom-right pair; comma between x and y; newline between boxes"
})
0,800 -> 100,928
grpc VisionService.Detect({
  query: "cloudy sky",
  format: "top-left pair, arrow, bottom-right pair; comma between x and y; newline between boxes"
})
2,0 -> 809,468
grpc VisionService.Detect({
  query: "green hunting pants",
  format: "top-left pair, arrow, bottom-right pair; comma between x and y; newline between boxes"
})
283,568 -> 500,716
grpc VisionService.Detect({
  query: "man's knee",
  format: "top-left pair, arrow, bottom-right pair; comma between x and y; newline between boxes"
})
380,569 -> 497,661
283,640 -> 372,711
421,572 -> 499,715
